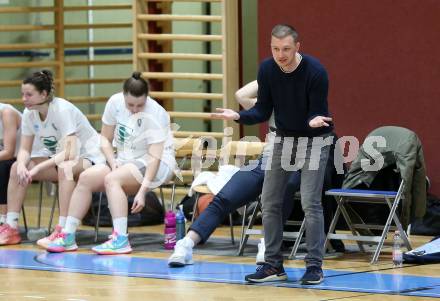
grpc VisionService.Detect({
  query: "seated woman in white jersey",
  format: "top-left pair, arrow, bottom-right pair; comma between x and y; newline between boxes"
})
46,72 -> 176,255
0,103 -> 22,225
0,70 -> 105,246
0,103 -> 66,226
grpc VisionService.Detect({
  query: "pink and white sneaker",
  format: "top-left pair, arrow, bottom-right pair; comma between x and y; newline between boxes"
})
0,224 -> 21,245
36,225 -> 63,249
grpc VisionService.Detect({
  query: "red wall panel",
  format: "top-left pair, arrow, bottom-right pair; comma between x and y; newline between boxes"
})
257,0 -> 440,195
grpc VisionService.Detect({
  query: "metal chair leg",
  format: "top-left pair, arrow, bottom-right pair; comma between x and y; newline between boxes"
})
94,192 -> 103,242
371,186 -> 406,264
37,182 -> 43,229
288,218 -> 306,259
237,200 -> 261,256
170,182 -> 176,210
239,204 -> 248,248
47,184 -> 58,233
21,205 -> 28,233
159,186 -> 166,213
229,213 -> 235,245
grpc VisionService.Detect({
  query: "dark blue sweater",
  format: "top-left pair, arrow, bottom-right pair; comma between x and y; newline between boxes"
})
238,54 -> 333,137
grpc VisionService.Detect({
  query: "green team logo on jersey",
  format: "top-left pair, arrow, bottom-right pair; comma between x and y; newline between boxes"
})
41,136 -> 58,153
116,123 -> 134,145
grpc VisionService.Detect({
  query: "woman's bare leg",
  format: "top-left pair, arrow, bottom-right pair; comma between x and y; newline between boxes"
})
67,164 -> 111,219
7,158 -> 57,213
57,159 -> 92,220
104,164 -> 142,219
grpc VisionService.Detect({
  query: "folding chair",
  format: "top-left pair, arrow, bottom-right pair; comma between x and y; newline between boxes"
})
237,192 -> 306,259
325,180 -> 412,264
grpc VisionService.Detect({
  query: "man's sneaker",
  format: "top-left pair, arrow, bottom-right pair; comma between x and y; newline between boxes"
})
92,232 -> 132,255
256,238 -> 265,265
168,238 -> 194,267
300,266 -> 324,285
46,232 -> 78,253
36,225 -> 62,249
0,224 -> 21,245
245,263 -> 287,283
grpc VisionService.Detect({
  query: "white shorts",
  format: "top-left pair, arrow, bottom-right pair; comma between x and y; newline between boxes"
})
82,151 -> 106,165
30,145 -> 105,166
30,146 -> 52,159
118,158 -> 175,189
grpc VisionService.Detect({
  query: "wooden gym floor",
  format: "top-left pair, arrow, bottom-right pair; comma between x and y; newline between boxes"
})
0,184 -> 439,301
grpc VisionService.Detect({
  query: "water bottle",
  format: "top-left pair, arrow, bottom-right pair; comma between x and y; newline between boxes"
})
256,237 -> 265,264
176,205 -> 186,241
392,230 -> 403,267
164,211 -> 176,250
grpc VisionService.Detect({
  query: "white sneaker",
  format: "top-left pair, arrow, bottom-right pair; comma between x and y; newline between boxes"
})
36,225 -> 62,249
168,238 -> 194,267
256,238 -> 265,265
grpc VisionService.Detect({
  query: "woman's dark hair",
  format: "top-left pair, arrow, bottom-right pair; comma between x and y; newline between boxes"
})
22,69 -> 55,101
123,71 -> 149,97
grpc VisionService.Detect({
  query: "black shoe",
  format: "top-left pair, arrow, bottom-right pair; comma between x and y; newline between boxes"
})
245,263 -> 288,283
300,266 -> 324,285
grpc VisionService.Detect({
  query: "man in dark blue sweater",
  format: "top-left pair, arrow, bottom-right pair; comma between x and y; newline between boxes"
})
212,24 -> 333,285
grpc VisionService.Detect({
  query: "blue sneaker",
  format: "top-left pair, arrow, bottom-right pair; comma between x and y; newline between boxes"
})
46,232 -> 78,253
244,263 -> 287,283
92,231 -> 132,255
300,266 -> 324,285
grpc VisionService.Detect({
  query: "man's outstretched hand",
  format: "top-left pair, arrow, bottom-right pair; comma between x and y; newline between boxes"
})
309,116 -> 333,128
211,108 -> 240,121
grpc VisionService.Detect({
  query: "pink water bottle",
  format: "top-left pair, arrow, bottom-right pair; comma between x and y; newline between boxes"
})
164,211 -> 176,249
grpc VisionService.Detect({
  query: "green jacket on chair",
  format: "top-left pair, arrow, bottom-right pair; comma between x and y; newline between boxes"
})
343,126 -> 427,228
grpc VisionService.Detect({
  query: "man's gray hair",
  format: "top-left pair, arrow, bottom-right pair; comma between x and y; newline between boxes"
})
271,24 -> 299,42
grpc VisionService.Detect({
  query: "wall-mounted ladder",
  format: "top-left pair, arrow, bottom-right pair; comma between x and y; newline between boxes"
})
133,0 -> 240,139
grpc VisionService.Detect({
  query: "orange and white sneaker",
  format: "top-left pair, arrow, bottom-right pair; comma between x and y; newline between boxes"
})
36,225 -> 63,249
0,224 -> 21,245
